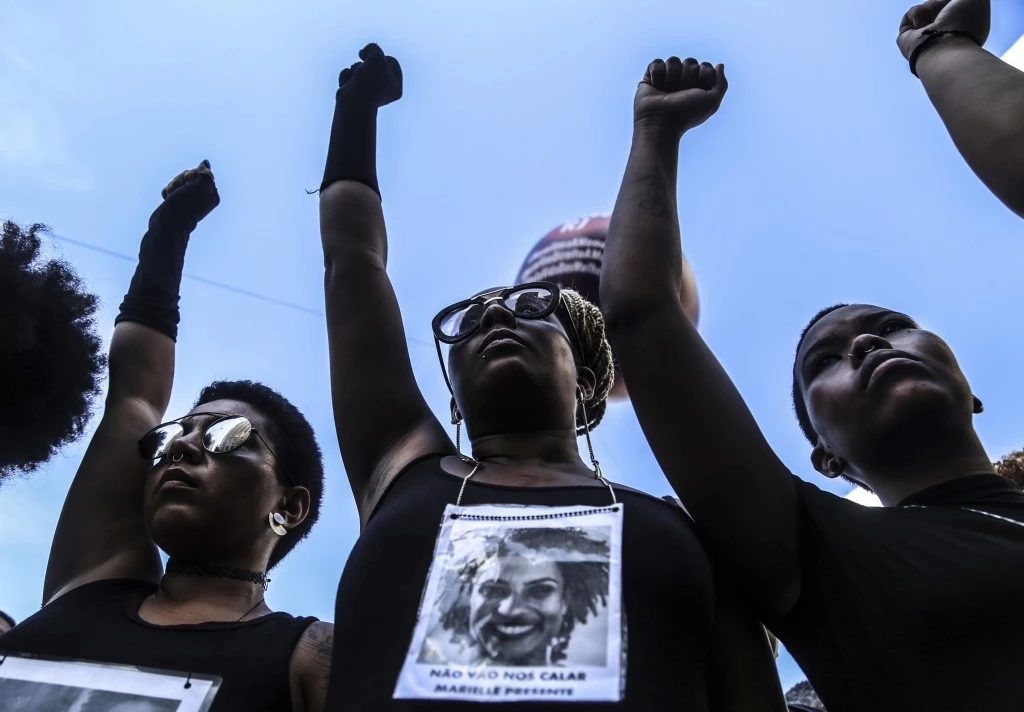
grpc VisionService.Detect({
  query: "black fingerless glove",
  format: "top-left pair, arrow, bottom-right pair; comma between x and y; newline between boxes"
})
115,176 -> 219,341
321,43 -> 403,196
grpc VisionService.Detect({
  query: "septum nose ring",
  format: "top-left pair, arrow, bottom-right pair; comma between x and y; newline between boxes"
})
849,343 -> 876,358
171,453 -> 184,463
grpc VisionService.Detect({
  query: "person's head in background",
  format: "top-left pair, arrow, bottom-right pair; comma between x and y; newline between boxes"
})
0,609 -> 15,634
0,220 -> 104,484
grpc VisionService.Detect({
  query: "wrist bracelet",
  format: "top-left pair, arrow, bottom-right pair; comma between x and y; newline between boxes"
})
909,29 -> 981,77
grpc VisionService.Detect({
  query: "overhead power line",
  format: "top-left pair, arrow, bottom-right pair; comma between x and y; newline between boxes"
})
50,232 -> 434,347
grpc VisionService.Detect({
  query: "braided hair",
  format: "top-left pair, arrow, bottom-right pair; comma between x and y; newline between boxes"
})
558,288 -> 614,434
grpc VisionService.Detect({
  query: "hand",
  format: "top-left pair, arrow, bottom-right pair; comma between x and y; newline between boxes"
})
159,160 -> 220,223
634,57 -> 728,139
897,0 -> 990,61
337,43 -> 403,109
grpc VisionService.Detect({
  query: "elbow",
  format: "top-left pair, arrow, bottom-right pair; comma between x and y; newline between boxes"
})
600,281 -> 675,336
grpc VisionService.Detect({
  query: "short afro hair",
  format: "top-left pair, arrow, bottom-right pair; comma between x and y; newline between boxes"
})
792,304 -> 849,445
194,380 -> 323,569
0,220 -> 105,481
559,288 -> 614,434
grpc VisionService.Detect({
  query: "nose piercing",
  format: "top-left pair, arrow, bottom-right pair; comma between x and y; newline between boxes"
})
849,344 -> 876,358
171,453 -> 183,463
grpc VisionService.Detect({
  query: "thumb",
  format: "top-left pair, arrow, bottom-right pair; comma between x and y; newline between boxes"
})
710,64 -> 728,99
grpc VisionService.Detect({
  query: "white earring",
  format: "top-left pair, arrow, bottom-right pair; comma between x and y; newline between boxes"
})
268,512 -> 287,536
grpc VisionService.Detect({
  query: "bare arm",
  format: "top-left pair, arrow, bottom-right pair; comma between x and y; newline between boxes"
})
290,621 -> 334,712
44,164 -> 218,603
707,588 -> 788,712
320,46 -> 451,525
600,58 -> 801,617
899,0 -> 1024,218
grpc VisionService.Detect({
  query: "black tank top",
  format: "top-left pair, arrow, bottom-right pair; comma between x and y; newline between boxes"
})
326,456 -> 717,710
0,578 -> 317,712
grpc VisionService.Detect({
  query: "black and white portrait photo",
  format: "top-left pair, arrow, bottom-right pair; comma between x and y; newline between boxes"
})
419,526 -> 611,667
395,502 -> 624,703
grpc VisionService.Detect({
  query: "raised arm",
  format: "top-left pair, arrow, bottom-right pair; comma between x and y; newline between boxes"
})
599,58 -> 801,617
44,163 -> 219,603
320,44 -> 451,525
898,0 -> 1024,218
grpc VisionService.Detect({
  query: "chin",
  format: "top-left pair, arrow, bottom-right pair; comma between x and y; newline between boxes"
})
147,508 -> 215,560
869,379 -> 968,439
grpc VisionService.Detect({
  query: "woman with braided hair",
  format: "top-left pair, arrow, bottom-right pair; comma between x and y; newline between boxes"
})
317,43 -> 784,711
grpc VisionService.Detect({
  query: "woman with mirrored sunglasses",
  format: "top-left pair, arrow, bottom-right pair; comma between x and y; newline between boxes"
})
317,44 -> 785,711
0,163 -> 333,712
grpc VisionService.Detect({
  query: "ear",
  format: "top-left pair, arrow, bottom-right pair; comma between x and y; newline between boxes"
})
449,397 -> 460,424
811,440 -> 844,479
278,485 -> 311,530
576,366 -> 597,402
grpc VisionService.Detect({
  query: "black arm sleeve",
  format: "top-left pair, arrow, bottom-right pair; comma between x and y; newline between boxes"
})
115,177 -> 217,341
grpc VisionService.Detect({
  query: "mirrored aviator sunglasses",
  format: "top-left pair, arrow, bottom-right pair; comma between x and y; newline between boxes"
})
138,414 -> 256,461
431,282 -> 562,344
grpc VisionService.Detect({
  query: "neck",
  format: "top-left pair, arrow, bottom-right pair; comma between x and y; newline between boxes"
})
469,428 -> 590,476
855,425 -> 994,506
158,557 -> 270,610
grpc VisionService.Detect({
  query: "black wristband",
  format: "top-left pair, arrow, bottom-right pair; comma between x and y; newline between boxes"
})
909,29 -> 981,77
321,95 -> 380,196
115,187 -> 210,341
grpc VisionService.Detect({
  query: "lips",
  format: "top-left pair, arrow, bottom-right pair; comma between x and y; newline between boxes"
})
488,619 -> 539,640
860,350 -> 922,389
479,328 -> 526,354
157,467 -> 199,492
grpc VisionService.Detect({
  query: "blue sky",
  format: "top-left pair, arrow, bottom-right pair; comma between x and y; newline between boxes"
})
2,0 -> 1022,692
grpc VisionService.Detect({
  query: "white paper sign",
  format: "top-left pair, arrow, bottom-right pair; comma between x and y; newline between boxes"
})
394,502 -> 624,703
0,654 -> 220,712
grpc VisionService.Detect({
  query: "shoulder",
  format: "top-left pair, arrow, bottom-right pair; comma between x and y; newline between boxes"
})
290,621 -> 333,712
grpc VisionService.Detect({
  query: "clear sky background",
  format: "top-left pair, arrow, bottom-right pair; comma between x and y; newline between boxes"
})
2,0 -> 1022,693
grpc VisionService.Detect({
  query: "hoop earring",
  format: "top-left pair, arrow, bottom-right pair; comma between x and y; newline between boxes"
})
451,403 -> 478,465
268,512 -> 287,537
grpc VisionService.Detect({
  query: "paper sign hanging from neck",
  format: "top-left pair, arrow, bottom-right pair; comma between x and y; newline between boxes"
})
393,502 -> 625,703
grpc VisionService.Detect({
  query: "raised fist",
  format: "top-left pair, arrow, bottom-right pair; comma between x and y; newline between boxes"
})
633,57 -> 728,139
337,43 -> 403,109
158,160 -> 220,224
897,0 -> 990,62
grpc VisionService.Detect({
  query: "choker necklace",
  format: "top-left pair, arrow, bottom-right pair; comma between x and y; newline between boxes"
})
164,559 -> 271,591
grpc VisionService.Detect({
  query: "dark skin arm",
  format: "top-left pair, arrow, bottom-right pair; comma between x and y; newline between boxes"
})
600,58 -> 801,618
707,587 -> 788,712
320,47 -> 451,527
43,163 -> 217,604
289,621 -> 334,712
898,0 -> 1024,218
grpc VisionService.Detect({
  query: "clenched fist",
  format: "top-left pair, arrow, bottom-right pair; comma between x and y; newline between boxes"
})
158,160 -> 219,225
336,43 -> 403,110
897,0 -> 989,63
634,57 -> 728,139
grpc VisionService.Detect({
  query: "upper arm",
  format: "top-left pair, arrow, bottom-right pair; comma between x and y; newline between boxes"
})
917,42 -> 1024,219
605,303 -> 801,616
290,621 -> 333,712
319,182 -> 451,522
706,584 -> 788,712
44,321 -> 172,603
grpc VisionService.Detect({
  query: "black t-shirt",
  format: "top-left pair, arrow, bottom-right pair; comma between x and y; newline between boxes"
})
326,456 -> 720,710
0,579 -> 317,712
771,475 -> 1024,712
